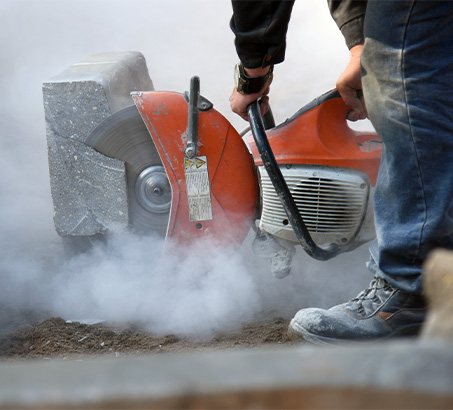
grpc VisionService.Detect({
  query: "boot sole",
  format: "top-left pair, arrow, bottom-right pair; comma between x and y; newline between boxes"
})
288,318 -> 422,346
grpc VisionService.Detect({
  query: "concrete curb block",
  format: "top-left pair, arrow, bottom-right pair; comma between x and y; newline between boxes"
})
1,341 -> 452,409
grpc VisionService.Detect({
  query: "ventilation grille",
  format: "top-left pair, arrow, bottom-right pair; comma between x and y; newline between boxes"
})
260,167 -> 369,237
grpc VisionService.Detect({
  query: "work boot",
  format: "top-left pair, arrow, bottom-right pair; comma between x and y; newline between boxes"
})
288,277 -> 426,345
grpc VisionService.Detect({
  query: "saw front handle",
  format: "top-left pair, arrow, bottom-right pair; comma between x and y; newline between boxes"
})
247,95 -> 343,261
184,76 -> 200,159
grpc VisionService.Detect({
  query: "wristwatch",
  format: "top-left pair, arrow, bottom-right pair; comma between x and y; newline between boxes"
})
234,62 -> 273,94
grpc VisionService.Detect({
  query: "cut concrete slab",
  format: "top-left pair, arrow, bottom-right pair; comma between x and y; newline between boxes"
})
43,51 -> 154,237
0,340 -> 452,409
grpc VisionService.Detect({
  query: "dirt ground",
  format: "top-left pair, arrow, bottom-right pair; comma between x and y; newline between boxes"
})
0,315 -> 296,361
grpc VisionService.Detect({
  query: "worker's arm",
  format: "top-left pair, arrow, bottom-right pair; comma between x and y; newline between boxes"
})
328,0 -> 367,49
230,0 -> 295,69
229,1 -> 294,121
328,0 -> 368,121
230,1 -> 368,121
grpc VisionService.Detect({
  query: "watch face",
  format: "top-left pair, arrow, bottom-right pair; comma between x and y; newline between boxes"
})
234,63 -> 240,90
234,63 -> 248,94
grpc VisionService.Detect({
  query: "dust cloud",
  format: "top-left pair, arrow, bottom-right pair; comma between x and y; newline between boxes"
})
0,0 -> 372,337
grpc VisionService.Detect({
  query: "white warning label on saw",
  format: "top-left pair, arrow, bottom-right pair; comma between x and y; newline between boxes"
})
184,156 -> 213,222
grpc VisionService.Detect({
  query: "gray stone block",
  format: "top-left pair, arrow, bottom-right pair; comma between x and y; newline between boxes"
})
43,51 -> 154,236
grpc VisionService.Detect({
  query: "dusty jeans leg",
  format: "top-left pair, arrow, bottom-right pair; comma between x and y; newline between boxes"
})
361,1 -> 453,294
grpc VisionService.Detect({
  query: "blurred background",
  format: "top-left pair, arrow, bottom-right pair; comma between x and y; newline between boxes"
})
0,0 -> 372,337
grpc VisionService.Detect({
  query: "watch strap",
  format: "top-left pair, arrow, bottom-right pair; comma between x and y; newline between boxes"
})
236,63 -> 273,94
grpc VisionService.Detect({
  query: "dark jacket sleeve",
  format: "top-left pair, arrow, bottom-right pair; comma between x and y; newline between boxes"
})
230,0 -> 295,69
328,0 -> 367,49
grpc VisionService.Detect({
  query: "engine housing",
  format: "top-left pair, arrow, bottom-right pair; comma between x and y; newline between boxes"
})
258,164 -> 375,250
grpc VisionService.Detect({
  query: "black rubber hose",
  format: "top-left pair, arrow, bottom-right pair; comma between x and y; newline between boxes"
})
247,100 -> 342,261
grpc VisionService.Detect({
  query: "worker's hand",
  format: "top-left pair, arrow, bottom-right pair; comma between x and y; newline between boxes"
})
230,66 -> 273,121
336,44 -> 367,121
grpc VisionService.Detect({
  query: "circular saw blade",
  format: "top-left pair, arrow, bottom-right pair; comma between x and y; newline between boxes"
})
86,105 -> 170,236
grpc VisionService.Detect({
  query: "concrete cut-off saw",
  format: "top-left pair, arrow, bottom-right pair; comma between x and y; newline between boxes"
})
86,76 -> 381,278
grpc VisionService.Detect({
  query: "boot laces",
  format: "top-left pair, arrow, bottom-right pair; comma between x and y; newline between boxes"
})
352,278 -> 394,314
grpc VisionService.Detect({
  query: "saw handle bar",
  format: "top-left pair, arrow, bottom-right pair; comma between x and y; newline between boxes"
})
247,99 -> 342,261
185,76 -> 200,159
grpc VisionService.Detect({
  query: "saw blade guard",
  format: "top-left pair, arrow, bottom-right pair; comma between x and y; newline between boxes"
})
132,90 -> 259,245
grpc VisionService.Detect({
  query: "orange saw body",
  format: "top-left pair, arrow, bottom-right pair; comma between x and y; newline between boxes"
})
88,77 -> 381,276
248,94 -> 380,186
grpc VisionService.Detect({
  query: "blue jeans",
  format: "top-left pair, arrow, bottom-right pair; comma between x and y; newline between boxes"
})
361,1 -> 453,294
